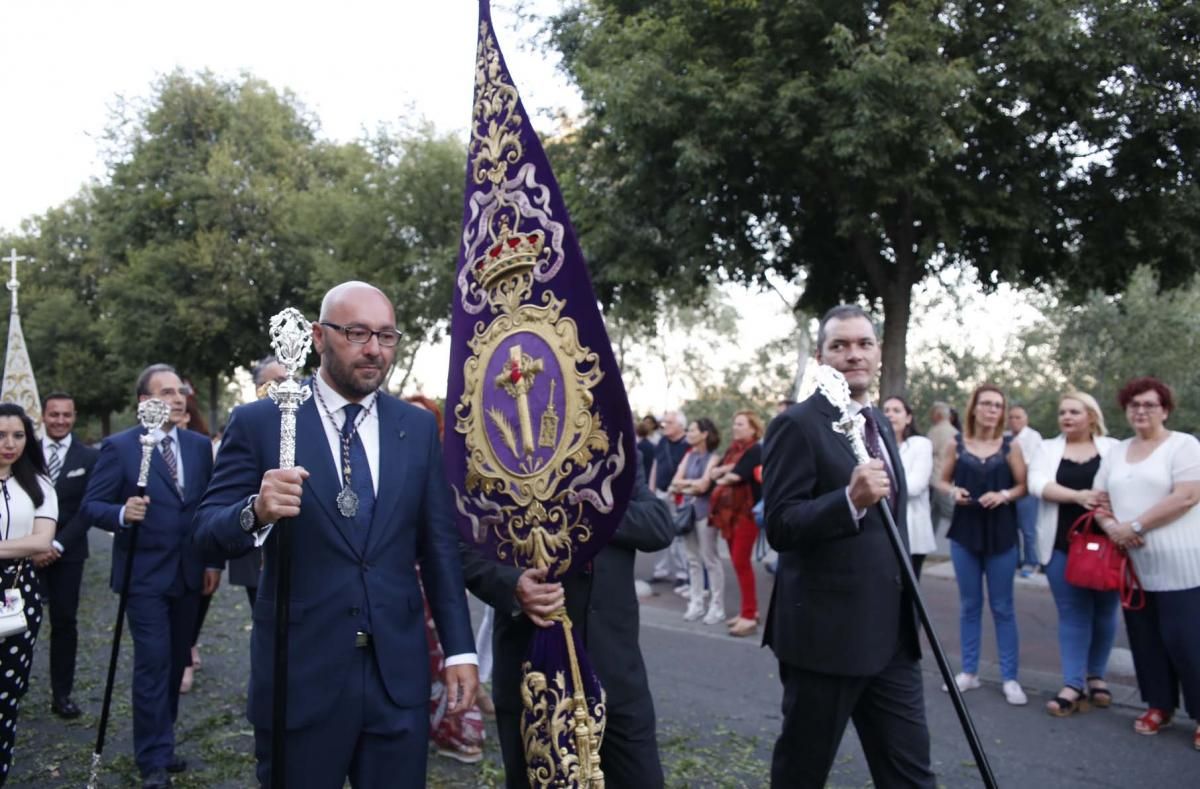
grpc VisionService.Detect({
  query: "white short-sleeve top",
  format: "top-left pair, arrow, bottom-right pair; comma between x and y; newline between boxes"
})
1095,431 -> 1200,591
0,475 -> 58,541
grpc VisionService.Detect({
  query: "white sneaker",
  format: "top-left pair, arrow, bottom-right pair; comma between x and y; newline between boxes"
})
683,602 -> 704,622
673,584 -> 691,598
942,672 -> 981,693
1003,680 -> 1028,706
702,607 -> 726,626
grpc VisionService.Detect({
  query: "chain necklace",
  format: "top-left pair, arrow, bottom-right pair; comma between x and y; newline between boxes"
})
313,380 -> 378,519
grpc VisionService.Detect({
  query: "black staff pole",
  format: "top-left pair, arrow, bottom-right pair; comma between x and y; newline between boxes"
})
89,398 -> 170,789
873,494 -> 998,788
264,307 -> 313,789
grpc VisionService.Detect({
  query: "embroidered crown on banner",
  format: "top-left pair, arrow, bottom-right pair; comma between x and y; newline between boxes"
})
472,219 -> 545,292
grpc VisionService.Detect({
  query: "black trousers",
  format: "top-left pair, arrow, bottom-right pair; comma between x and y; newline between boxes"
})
36,559 -> 85,700
1124,584 -> 1200,721
496,702 -> 664,789
771,650 -> 934,789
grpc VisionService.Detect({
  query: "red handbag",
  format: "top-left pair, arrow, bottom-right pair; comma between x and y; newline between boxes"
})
1065,510 -> 1145,610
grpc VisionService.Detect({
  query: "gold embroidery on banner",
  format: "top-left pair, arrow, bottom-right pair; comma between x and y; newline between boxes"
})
519,615 -> 607,789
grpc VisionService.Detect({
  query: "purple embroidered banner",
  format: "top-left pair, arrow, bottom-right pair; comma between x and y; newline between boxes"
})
445,0 -> 636,583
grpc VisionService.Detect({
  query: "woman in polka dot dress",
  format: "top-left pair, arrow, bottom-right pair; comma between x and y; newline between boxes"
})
0,403 -> 58,786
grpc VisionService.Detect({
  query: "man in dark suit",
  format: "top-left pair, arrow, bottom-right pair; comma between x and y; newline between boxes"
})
223,355 -> 289,608
461,464 -> 674,788
763,304 -> 934,788
194,281 -> 477,787
31,392 -> 100,719
82,364 -> 214,789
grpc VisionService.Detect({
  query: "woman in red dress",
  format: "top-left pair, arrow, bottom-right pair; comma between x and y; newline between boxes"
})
709,410 -> 765,637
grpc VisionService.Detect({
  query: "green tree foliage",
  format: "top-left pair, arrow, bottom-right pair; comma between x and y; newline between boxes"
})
1051,267 -> 1200,434
5,194 -> 131,432
904,267 -> 1200,436
3,72 -> 468,432
548,0 -> 1200,396
94,72 -> 324,417
299,125 -> 465,389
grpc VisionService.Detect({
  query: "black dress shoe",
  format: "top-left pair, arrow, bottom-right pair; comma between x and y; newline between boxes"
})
141,768 -> 170,789
51,697 -> 82,719
166,756 -> 187,773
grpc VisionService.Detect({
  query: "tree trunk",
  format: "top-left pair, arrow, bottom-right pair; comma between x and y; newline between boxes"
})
101,412 -> 112,437
879,281 -> 913,399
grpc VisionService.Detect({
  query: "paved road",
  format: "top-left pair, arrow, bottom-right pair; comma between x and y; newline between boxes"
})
7,532 -> 1198,787
635,546 -> 1196,787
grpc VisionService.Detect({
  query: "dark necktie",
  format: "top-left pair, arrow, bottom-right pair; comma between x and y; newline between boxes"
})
341,404 -> 376,528
47,443 -> 62,484
161,435 -> 183,496
862,409 -> 898,512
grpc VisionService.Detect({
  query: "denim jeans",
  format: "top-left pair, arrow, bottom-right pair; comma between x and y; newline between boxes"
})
950,541 -> 1020,681
1015,495 -> 1039,567
1043,550 -> 1120,689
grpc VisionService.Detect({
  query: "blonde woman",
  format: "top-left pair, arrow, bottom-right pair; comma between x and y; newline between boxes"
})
1028,392 -> 1120,716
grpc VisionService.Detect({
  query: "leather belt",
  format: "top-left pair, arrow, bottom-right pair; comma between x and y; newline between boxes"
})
354,631 -> 372,648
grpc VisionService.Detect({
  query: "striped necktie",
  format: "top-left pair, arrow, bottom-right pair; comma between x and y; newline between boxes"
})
47,442 -> 62,483
161,435 -> 183,495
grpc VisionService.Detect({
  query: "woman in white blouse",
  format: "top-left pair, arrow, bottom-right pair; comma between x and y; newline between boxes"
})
883,396 -> 937,578
1094,377 -> 1200,751
0,403 -> 58,783
1027,391 -> 1120,717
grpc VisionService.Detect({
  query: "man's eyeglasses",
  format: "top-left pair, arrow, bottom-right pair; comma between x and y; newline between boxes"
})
320,321 -> 401,348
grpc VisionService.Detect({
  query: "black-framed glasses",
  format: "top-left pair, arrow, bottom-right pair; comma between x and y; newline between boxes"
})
320,321 -> 401,348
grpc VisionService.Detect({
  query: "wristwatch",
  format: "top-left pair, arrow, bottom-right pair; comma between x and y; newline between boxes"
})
1131,520 -> 1145,536
240,495 -> 265,534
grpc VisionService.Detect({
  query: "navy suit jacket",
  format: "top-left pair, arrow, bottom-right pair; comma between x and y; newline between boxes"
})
193,389 -> 474,730
50,435 -> 100,563
762,393 -> 920,677
82,426 -> 213,595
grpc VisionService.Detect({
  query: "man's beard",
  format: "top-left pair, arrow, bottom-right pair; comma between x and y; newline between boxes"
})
323,348 -> 385,399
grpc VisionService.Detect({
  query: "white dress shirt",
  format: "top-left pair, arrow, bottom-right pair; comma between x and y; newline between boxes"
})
42,434 -> 72,552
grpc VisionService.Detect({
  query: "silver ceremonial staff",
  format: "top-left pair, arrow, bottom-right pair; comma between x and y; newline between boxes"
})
266,308 -> 313,789
90,398 -> 171,789
814,365 -> 998,789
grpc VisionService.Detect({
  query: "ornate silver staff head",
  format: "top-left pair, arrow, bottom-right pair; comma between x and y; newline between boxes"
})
135,398 -> 171,487
814,364 -> 870,463
267,307 -> 313,469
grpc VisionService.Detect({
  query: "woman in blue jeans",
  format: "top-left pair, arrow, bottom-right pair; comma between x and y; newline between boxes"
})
1028,392 -> 1120,716
936,384 -> 1029,705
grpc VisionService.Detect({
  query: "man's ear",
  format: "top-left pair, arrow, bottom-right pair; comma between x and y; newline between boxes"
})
311,323 -> 325,354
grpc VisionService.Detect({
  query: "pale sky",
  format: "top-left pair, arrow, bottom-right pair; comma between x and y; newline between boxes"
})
0,0 -> 577,233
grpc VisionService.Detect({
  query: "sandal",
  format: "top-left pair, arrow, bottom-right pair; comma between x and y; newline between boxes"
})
1134,708 -> 1173,735
1045,687 -> 1088,718
1087,676 -> 1112,708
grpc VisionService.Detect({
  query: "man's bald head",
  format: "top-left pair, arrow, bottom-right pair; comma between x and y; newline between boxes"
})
314,281 -> 397,400
319,281 -> 392,322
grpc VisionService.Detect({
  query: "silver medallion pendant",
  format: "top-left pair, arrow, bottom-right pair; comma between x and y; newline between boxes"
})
337,487 -> 359,519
